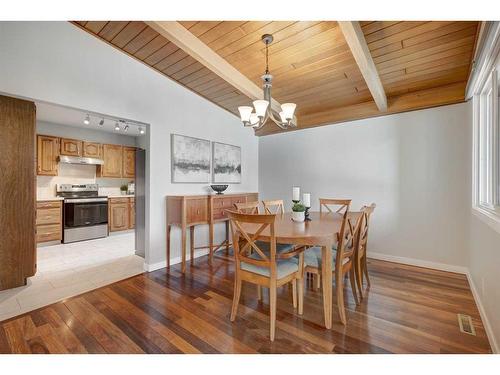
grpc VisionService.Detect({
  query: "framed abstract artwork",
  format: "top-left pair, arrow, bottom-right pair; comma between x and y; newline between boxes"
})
212,142 -> 241,183
171,134 -> 211,183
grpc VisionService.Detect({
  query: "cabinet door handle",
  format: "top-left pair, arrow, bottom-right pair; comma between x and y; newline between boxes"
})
197,209 -> 200,214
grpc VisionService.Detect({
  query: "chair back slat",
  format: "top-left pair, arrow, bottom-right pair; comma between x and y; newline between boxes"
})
262,199 -> 285,215
227,210 -> 277,272
319,198 -> 351,215
234,201 -> 260,214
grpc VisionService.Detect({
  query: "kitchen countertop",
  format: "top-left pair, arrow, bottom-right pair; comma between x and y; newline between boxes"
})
37,195 -> 134,201
37,197 -> 64,202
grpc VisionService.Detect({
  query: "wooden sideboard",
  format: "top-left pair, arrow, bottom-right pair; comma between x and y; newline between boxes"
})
166,192 -> 258,273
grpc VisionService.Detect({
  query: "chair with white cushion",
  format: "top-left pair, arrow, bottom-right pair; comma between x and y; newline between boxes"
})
227,210 -> 304,341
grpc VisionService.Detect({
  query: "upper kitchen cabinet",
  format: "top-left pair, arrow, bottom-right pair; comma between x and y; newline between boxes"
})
122,146 -> 135,178
98,144 -> 123,177
83,141 -> 101,158
37,135 -> 59,176
60,138 -> 82,156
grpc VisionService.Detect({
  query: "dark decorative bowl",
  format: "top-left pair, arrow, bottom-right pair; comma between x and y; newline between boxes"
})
210,184 -> 228,194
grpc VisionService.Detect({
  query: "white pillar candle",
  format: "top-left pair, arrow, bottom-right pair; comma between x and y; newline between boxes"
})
292,186 -> 300,201
303,193 -> 311,207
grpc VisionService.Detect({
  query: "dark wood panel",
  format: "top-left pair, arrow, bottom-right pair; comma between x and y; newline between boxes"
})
0,257 -> 492,353
0,95 -> 36,291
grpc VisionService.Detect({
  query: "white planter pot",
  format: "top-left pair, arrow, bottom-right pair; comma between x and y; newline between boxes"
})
292,211 -> 305,222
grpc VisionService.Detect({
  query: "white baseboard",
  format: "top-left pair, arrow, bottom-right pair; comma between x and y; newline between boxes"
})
465,271 -> 499,353
369,251 -> 498,353
143,249 -> 210,272
368,251 -> 469,274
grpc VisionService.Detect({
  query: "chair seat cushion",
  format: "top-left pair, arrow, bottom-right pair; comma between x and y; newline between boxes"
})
304,247 -> 347,269
240,252 -> 299,279
255,240 -> 295,255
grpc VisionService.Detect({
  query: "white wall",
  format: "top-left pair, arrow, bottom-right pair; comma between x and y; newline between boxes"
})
36,121 -> 137,198
468,215 -> 500,352
259,103 -> 471,268
0,22 -> 259,267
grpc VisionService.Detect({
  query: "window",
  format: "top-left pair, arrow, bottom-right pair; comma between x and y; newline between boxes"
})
473,67 -> 500,223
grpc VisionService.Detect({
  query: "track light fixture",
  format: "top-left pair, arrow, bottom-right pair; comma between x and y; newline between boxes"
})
83,114 -> 90,125
98,118 -> 104,126
124,124 -> 129,132
114,122 -> 120,131
139,127 -> 145,135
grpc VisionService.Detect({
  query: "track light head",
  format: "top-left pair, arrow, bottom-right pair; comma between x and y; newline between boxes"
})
83,114 -> 90,125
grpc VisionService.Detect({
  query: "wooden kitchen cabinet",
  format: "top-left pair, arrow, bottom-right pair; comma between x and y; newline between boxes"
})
122,146 -> 136,178
37,135 -> 59,176
98,144 -> 123,177
109,197 -> 135,232
82,141 -> 101,158
36,200 -> 62,243
60,138 -> 82,156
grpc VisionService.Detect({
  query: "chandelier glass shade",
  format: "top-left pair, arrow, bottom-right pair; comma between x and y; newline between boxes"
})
238,34 -> 297,130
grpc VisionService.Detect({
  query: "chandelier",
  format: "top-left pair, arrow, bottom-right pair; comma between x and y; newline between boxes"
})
238,34 -> 297,130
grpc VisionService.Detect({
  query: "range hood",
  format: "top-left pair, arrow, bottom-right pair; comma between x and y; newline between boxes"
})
58,155 -> 104,165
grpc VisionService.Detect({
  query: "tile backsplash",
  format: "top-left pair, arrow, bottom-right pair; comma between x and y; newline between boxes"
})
37,163 -> 133,199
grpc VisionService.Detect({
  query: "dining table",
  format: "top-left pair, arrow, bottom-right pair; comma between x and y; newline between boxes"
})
240,210 -> 362,329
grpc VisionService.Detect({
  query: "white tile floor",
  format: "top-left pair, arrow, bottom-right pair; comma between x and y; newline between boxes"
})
0,232 -> 144,322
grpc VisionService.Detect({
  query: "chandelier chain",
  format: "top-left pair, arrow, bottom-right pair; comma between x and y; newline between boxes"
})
265,41 -> 269,74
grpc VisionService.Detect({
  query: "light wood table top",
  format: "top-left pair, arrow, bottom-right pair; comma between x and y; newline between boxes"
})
240,211 -> 361,246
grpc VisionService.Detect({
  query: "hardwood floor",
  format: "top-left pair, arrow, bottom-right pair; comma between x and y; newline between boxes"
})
0,256 -> 492,353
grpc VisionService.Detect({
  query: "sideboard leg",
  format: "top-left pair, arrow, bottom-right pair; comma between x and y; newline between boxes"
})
166,224 -> 171,268
190,226 -> 195,266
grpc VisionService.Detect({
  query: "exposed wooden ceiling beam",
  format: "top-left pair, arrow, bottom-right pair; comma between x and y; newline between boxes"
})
338,21 -> 388,111
145,21 -> 282,113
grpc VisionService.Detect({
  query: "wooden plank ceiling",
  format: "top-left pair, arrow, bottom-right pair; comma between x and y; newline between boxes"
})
72,21 -> 479,136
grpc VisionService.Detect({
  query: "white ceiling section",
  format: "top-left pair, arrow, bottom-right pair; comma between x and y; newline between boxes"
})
35,101 -> 146,137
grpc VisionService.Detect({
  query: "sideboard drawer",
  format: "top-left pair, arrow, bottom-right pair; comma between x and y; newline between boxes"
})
213,208 -> 229,220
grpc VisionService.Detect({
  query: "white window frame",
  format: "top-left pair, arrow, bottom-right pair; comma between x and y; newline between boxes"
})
472,67 -> 500,233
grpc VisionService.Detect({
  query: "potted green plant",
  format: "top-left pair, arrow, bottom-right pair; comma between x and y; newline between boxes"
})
120,184 -> 128,195
292,202 -> 306,222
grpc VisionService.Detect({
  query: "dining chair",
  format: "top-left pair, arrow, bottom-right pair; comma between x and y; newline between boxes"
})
354,203 -> 376,298
234,201 -> 260,214
319,198 -> 351,214
302,203 -> 361,324
262,199 -> 285,214
234,200 -> 300,302
227,210 -> 304,341
308,199 -> 352,290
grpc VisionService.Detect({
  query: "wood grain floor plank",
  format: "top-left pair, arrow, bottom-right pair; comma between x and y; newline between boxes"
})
0,257 -> 492,354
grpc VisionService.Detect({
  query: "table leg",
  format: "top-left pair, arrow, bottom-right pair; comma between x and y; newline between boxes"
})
181,223 -> 187,273
321,245 -> 333,329
190,226 -> 195,266
166,224 -> 171,268
225,221 -> 230,253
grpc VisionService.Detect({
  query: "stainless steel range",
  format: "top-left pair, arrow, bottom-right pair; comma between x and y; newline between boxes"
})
56,184 -> 108,243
